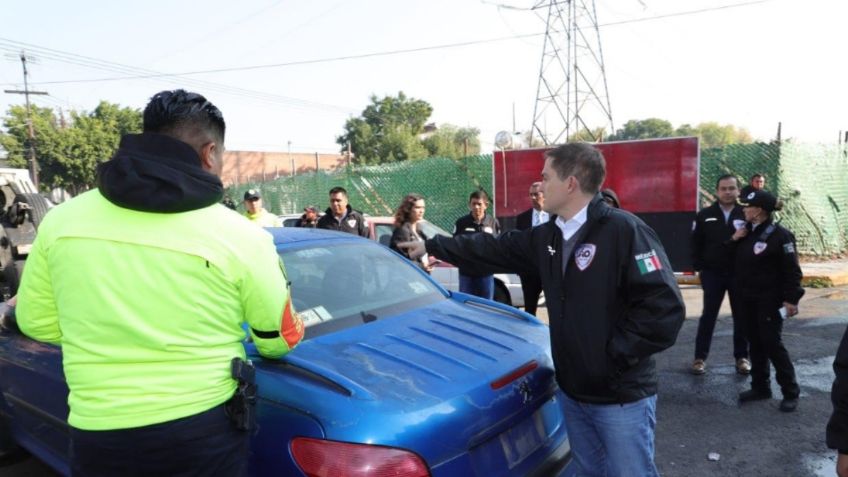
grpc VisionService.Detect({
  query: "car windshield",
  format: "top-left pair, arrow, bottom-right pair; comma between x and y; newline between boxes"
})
279,241 -> 446,339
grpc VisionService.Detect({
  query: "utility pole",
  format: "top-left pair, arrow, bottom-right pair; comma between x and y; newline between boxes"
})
4,51 -> 47,188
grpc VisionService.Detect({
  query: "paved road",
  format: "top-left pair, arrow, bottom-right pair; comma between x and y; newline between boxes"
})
6,285 -> 848,476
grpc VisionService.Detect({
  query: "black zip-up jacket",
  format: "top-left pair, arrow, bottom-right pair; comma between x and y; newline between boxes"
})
426,194 -> 685,404
316,206 -> 370,237
452,213 -> 500,277
732,217 -> 804,305
691,201 -> 745,272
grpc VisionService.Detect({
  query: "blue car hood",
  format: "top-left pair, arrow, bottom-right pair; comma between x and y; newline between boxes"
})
255,297 -> 559,456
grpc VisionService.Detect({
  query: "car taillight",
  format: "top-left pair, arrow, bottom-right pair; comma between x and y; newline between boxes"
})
291,437 -> 431,477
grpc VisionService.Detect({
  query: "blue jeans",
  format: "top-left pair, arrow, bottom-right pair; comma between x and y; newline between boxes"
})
561,393 -> 659,477
459,274 -> 494,300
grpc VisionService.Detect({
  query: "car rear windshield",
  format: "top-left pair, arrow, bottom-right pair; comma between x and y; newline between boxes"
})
279,241 -> 445,339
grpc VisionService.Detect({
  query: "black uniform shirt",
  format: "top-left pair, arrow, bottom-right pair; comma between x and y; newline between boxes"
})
691,201 -> 745,272
453,213 -> 500,277
733,218 -> 804,305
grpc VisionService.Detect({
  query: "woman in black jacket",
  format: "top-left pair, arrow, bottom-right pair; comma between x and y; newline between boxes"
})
732,190 -> 804,412
390,194 -> 432,273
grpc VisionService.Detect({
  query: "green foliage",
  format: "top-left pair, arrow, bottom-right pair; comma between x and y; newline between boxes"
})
606,118 -> 752,148
607,118 -> 675,141
337,92 -> 441,165
422,124 -> 481,158
0,101 -> 141,193
687,122 -> 752,149
568,127 -> 607,143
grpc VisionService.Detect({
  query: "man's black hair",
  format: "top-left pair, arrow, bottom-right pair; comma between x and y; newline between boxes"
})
143,89 -> 226,143
545,142 -> 606,194
715,174 -> 739,189
469,190 -> 490,202
329,186 -> 348,197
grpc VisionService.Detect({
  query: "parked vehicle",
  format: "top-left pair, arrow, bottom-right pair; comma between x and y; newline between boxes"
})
0,168 -> 52,299
0,228 -> 572,477
366,217 -> 530,307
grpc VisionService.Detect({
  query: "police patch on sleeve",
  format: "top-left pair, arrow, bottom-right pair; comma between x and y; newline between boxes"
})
783,242 -> 795,254
574,244 -> 596,271
635,250 -> 663,275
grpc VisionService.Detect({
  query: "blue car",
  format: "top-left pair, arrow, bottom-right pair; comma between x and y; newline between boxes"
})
0,228 -> 572,476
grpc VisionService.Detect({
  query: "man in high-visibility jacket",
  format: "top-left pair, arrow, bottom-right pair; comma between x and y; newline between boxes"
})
16,89 -> 304,477
243,189 -> 282,227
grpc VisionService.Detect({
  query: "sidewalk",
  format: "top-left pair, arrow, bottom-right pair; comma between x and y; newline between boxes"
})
677,259 -> 848,287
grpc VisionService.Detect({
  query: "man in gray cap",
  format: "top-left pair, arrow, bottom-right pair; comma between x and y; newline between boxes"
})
243,189 -> 281,227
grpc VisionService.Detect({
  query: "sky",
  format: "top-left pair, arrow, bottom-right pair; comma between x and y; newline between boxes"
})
1,0 -> 846,154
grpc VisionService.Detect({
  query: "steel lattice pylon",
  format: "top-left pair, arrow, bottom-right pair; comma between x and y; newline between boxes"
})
530,0 -> 614,145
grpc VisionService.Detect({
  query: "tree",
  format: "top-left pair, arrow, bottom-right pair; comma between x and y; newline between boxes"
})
568,127 -> 607,143
607,118 -> 674,141
337,92 -> 434,165
681,122 -> 752,149
0,101 -> 141,193
422,124 -> 481,158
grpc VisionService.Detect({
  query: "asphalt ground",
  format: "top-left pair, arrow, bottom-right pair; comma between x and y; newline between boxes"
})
5,285 -> 848,476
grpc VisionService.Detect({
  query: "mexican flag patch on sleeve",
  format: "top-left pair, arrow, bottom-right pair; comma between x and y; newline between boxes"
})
635,250 -> 663,275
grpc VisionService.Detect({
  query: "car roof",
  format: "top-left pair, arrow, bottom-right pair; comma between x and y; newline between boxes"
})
266,226 -> 370,245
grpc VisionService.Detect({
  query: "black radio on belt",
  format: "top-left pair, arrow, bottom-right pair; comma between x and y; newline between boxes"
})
227,357 -> 257,431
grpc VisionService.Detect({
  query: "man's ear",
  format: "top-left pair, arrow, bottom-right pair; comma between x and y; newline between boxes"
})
198,141 -> 218,171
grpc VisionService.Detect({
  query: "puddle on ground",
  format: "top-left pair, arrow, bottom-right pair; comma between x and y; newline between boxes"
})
802,452 -> 836,477
662,356 -> 836,405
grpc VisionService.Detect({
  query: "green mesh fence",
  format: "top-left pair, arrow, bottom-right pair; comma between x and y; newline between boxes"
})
228,155 -> 493,232
699,142 -> 848,256
228,144 -> 848,256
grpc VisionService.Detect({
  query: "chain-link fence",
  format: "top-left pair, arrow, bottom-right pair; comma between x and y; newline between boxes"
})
699,142 -> 848,256
229,143 -> 848,256
228,155 -> 492,232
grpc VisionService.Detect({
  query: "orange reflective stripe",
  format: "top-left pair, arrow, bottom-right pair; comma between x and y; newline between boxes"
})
280,297 -> 304,349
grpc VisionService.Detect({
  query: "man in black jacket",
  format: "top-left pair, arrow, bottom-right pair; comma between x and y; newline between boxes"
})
828,326 -> 848,477
690,174 -> 749,375
316,187 -> 369,237
453,190 -> 500,300
399,142 -> 684,476
515,182 -> 548,315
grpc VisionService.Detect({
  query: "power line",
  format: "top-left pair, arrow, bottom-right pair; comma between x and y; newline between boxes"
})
0,0 -> 774,91
0,39 -> 357,115
13,0 -> 773,86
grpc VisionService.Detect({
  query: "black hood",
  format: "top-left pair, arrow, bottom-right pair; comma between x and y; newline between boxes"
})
97,133 -> 223,213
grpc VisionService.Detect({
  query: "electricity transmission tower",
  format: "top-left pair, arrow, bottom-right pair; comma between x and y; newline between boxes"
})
530,0 -> 614,145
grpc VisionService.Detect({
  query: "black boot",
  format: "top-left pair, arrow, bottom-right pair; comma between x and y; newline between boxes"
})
739,389 -> 772,403
779,397 -> 798,412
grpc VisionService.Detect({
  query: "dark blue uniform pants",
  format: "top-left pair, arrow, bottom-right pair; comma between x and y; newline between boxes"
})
738,292 -> 800,398
70,404 -> 248,477
694,269 -> 748,361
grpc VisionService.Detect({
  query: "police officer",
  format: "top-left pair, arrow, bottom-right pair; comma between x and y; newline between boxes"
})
733,190 -> 804,412
15,90 -> 304,476
316,186 -> 370,237
690,174 -> 749,375
453,190 -> 500,300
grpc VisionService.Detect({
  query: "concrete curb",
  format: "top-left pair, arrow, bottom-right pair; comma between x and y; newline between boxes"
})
676,262 -> 848,288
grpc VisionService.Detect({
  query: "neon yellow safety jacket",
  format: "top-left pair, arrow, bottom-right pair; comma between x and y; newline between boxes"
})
245,208 -> 282,227
17,188 -> 303,430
